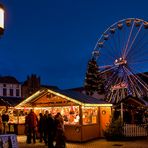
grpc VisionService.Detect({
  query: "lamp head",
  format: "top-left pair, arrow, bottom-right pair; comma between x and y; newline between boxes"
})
0,3 -> 4,35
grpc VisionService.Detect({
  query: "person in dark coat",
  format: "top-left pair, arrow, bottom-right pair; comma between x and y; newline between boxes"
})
25,109 -> 38,144
47,113 -> 56,148
2,111 -> 9,134
43,110 -> 49,145
54,112 -> 66,148
38,113 -> 44,143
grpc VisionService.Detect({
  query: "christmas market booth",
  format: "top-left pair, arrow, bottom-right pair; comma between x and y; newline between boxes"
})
116,96 -> 148,124
15,88 -> 112,142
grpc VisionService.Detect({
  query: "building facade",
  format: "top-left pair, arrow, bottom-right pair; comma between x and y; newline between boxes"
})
0,76 -> 21,98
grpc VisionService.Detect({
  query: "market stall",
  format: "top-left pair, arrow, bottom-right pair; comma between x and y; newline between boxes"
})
15,88 -> 112,142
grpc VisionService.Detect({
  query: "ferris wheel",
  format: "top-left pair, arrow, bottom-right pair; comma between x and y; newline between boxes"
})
92,18 -> 148,103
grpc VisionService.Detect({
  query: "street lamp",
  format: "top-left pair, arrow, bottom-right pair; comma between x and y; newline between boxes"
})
0,3 -> 4,35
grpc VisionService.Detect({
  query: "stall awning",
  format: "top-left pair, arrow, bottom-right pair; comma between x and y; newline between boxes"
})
15,88 -> 112,108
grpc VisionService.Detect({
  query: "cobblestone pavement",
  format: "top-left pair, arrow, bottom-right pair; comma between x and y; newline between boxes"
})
18,136 -> 148,148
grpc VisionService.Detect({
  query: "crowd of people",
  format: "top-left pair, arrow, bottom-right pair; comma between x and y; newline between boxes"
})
25,109 -> 66,148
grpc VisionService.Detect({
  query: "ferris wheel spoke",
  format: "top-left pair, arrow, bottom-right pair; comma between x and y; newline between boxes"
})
117,29 -> 122,57
127,41 -> 148,61
128,54 -> 148,64
103,41 -> 118,59
120,24 -> 128,56
120,89 -> 123,100
105,73 -> 119,90
121,89 -> 126,101
124,66 -> 148,91
99,64 -> 114,69
112,34 -> 120,57
126,75 -> 136,96
128,64 -> 148,90
128,59 -> 148,65
99,51 -> 115,63
129,74 -> 145,96
123,21 -> 135,59
123,66 -> 144,97
129,59 -> 148,72
126,30 -> 148,58
125,23 -> 143,58
104,70 -> 124,93
96,42 -> 117,61
107,92 -> 112,102
114,90 -> 119,103
138,72 -> 148,78
100,65 -> 117,74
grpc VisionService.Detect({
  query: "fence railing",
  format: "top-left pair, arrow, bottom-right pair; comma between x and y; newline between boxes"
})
123,124 -> 148,137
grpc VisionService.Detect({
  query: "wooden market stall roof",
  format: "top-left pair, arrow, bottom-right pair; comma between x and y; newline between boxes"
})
15,88 -> 112,108
119,95 -> 148,107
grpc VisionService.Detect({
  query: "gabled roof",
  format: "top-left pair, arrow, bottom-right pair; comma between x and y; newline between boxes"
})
0,76 -> 19,84
15,88 -> 112,108
55,88 -> 108,104
66,87 -> 85,93
118,95 -> 148,106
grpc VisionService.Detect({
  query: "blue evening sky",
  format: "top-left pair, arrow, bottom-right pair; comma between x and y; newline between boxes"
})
0,0 -> 147,89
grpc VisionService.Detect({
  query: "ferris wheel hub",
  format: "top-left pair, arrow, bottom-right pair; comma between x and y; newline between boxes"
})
114,57 -> 127,66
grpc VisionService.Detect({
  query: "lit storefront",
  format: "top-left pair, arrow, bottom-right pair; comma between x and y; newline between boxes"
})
15,88 -> 112,142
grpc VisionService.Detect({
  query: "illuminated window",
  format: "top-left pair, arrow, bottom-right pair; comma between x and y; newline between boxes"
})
82,107 -> 98,125
50,106 -> 80,125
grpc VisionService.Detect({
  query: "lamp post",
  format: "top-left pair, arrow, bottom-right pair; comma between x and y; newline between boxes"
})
0,3 -> 4,35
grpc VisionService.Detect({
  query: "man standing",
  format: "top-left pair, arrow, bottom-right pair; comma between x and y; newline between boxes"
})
43,110 -> 49,145
47,113 -> 56,148
25,109 -> 38,144
2,111 -> 9,134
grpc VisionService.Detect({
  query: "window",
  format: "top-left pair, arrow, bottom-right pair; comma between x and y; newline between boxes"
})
3,88 -> 7,96
3,84 -> 6,87
82,107 -> 98,125
16,89 -> 20,96
10,89 -> 13,96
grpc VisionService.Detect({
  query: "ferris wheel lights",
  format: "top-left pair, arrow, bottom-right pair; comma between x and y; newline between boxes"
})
117,23 -> 123,29
110,28 -> 115,34
98,42 -> 103,47
144,21 -> 148,29
92,50 -> 99,57
103,34 -> 109,40
125,19 -> 132,27
114,58 -> 127,66
134,19 -> 141,27
111,82 -> 128,91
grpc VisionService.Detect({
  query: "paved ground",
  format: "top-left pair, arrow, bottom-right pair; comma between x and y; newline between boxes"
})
17,136 -> 148,148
